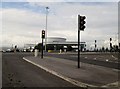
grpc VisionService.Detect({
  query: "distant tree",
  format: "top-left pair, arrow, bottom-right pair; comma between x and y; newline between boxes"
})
105,47 -> 109,52
113,45 -> 119,52
47,45 -> 54,50
96,48 -> 98,52
67,45 -> 72,51
102,47 -> 105,52
34,43 -> 42,52
99,48 -> 102,52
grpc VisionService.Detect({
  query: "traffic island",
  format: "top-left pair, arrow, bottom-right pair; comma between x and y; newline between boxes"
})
23,56 -> 119,89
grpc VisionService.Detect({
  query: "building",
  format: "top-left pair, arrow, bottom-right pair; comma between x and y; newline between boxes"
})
24,37 -> 86,52
45,37 -> 86,51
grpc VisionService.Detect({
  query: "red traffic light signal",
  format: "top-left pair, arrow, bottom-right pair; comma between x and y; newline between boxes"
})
42,30 -> 45,38
78,15 -> 86,31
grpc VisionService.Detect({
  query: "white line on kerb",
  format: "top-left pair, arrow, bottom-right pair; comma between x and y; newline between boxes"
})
102,81 -> 119,88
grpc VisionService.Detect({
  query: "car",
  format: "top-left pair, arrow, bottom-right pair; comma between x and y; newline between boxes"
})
2,50 -> 6,53
6,49 -> 11,52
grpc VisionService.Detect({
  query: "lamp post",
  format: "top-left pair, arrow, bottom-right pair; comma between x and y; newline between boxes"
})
45,7 -> 49,52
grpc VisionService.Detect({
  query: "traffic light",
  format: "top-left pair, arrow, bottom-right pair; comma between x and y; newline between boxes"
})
95,40 -> 97,43
15,45 -> 17,49
78,15 -> 86,31
42,30 -> 45,39
110,38 -> 112,41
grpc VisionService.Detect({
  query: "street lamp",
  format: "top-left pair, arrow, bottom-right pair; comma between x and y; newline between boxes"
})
45,7 -> 49,52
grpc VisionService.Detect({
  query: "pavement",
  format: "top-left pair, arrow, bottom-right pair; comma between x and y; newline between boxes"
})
23,55 -> 119,89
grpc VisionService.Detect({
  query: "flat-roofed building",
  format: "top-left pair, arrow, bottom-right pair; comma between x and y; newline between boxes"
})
45,37 -> 86,51
24,37 -> 86,52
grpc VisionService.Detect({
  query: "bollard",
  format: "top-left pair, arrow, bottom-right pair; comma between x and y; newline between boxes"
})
60,49 -> 62,53
64,49 -> 66,52
34,49 -> 38,57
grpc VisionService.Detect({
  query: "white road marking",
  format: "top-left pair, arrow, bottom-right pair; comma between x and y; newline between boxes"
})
106,59 -> 109,62
102,81 -> 119,88
111,55 -> 118,60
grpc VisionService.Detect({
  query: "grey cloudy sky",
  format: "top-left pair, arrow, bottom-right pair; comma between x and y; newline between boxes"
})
1,0 -> 119,49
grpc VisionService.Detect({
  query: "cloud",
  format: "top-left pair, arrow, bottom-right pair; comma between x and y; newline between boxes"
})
2,8 -> 45,47
1,2 -> 118,49
2,0 -> 119,2
2,34 -> 40,47
46,2 -> 118,40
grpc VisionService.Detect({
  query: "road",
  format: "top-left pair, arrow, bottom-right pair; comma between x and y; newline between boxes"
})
2,53 -> 79,88
45,52 -> 119,70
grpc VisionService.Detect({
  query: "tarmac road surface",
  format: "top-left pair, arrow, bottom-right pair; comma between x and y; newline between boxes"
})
2,53 -> 80,88
45,52 -> 119,70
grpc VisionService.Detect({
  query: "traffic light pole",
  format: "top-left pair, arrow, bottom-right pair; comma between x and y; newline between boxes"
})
77,14 -> 86,68
41,38 -> 43,59
41,30 -> 45,58
78,15 -> 80,68
78,29 -> 80,68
